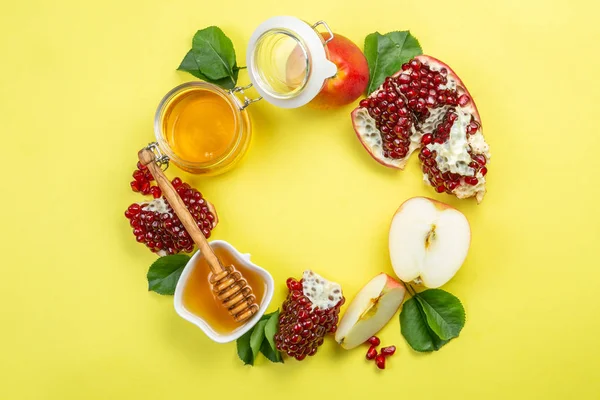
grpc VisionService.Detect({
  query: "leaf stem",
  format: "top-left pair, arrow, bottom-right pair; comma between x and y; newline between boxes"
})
403,281 -> 419,298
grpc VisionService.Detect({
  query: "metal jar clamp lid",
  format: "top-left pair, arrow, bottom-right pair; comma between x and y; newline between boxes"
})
244,16 -> 338,109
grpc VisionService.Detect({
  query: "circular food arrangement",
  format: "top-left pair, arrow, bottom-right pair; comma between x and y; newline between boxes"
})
126,16 -> 485,369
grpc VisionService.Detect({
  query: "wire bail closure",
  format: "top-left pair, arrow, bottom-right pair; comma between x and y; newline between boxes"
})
230,83 -> 263,110
145,142 -> 170,171
311,20 -> 334,45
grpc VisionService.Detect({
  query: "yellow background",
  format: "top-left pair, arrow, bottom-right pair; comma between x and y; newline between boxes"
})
2,0 -> 599,398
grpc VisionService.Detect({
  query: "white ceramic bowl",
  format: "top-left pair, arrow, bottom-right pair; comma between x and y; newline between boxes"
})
174,240 -> 274,343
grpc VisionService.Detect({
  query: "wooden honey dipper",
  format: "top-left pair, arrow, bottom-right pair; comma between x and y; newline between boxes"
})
138,148 -> 259,323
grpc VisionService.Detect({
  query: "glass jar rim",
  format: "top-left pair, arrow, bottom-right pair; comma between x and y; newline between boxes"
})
154,81 -> 248,171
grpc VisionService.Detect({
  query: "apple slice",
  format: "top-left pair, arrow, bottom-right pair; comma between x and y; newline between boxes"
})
335,273 -> 405,350
389,197 -> 471,288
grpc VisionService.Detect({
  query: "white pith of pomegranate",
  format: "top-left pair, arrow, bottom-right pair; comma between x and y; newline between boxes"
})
352,55 -> 490,202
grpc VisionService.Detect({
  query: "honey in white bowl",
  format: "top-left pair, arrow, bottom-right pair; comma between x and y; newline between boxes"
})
181,245 -> 267,334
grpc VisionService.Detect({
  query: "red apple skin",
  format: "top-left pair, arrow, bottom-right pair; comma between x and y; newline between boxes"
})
309,33 -> 369,109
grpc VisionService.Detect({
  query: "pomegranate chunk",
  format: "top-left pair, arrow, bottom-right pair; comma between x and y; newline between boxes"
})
352,55 -> 490,203
274,271 -> 344,361
124,164 -> 218,255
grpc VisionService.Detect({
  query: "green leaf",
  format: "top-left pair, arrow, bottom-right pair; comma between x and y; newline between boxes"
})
364,31 -> 423,94
414,289 -> 465,341
250,320 -> 267,359
177,26 -> 239,89
178,50 -> 239,89
400,297 -> 449,352
260,340 -> 283,363
146,254 -> 190,295
236,329 -> 254,366
264,310 -> 280,351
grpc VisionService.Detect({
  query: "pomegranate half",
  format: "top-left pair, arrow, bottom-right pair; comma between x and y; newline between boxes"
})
351,55 -> 490,203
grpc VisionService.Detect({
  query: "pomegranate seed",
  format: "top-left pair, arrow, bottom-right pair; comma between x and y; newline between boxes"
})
375,354 -> 386,369
381,346 -> 396,356
366,346 -> 378,360
447,181 -> 460,191
136,161 -> 147,170
436,185 -> 445,193
464,176 -> 479,185
133,169 -> 146,182
409,59 -> 421,70
140,181 -> 151,194
171,177 -> 182,188
472,154 -> 487,166
421,134 -> 433,145
130,180 -> 141,192
359,99 -> 369,108
367,336 -> 380,346
458,94 -> 470,106
150,186 -> 161,199
466,122 -> 479,134
480,167 -> 488,176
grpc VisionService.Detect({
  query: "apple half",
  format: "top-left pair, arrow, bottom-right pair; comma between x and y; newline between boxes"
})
389,197 -> 471,288
335,273 -> 405,350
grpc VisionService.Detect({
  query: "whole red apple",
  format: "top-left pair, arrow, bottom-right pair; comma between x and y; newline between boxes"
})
310,33 -> 369,109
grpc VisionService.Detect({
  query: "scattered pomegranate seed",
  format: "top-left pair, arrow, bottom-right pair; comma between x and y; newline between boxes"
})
381,346 -> 396,356
130,180 -> 141,192
367,336 -> 380,346
366,345 -> 378,360
375,354 -> 386,370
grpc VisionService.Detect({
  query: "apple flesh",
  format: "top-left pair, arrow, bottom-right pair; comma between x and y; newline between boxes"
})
335,273 -> 405,350
287,33 -> 369,109
389,197 -> 471,288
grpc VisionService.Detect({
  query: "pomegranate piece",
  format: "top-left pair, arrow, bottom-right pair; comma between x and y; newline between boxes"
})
124,164 -> 218,255
367,336 -> 380,346
274,271 -> 345,361
352,55 -> 490,203
366,345 -> 378,360
375,354 -> 386,369
381,345 -> 396,356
